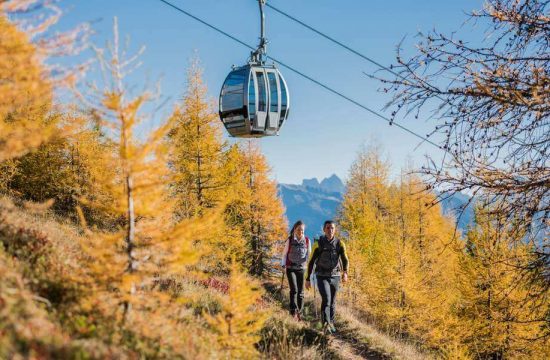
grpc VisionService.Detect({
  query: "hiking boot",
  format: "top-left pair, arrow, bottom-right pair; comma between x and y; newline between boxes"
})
323,322 -> 335,335
296,313 -> 302,322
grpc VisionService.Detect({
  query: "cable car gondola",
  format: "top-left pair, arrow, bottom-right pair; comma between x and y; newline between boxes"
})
219,0 -> 290,137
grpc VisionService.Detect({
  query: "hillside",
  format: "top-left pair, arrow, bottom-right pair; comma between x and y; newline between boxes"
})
0,197 -> 122,358
0,196 -> 433,359
0,196 -> 250,358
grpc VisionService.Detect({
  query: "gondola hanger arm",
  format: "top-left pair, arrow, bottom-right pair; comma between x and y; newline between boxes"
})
251,0 -> 267,64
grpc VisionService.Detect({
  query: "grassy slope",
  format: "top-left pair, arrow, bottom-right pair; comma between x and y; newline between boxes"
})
0,197 -> 126,358
0,197 -> 431,359
0,197 -> 225,359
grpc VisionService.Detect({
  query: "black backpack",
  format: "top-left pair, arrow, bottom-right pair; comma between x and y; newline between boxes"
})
315,237 -> 341,273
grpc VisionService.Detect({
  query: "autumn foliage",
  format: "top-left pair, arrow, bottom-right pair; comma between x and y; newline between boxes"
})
0,7 -> 280,358
0,14 -> 54,165
339,145 -> 550,358
1,0 -> 548,359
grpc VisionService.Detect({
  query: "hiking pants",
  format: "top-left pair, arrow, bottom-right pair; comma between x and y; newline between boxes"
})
286,268 -> 305,315
317,275 -> 340,324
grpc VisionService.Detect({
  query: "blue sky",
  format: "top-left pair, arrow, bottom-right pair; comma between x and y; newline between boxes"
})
52,0 -> 484,184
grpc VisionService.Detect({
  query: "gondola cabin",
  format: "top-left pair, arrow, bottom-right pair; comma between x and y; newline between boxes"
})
219,63 -> 290,137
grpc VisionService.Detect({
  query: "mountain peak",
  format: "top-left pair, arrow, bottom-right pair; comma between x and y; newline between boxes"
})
319,174 -> 345,194
299,175 -> 344,194
302,178 -> 320,189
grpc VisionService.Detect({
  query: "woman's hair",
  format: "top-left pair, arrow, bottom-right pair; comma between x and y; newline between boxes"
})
289,220 -> 305,239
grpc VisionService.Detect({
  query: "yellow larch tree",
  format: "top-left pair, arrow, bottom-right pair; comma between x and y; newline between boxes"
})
454,205 -> 550,359
6,113 -> 115,221
339,144 -> 391,249
0,1 -> 92,204
74,20 -> 215,342
165,64 -> 276,354
166,59 -> 246,274
338,145 -> 395,321
339,142 -> 550,357
339,145 -> 463,351
0,13 -> 54,185
389,173 -> 462,350
227,141 -> 287,277
0,0 -> 91,166
168,57 -> 227,219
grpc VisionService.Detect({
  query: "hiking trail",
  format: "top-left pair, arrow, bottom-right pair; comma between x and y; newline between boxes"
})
263,279 -> 429,360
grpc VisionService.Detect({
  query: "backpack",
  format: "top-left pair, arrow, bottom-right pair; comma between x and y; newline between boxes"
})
315,236 -> 341,274
286,236 -> 310,268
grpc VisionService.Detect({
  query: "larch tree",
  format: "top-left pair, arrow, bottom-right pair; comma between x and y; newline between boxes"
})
338,144 -> 395,318
0,13 -> 54,174
75,20 -> 211,327
205,259 -> 269,359
168,58 -> 227,219
455,205 -> 550,359
391,173 -> 462,351
166,59 -> 247,274
339,144 -> 392,260
164,61 -> 277,354
226,141 -> 287,277
379,0 -> 549,280
6,113 -> 115,221
339,144 -> 463,351
0,0 -> 92,205
2,0 -> 91,85
0,0 -> 91,166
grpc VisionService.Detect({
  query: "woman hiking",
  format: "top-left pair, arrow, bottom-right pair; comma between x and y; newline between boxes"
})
306,220 -> 349,334
281,220 -> 311,320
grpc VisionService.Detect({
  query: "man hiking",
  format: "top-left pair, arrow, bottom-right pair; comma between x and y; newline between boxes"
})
306,220 -> 349,334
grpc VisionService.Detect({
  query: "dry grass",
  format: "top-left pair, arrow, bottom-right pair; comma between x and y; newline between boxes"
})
258,313 -> 325,360
0,196 -> 217,359
337,305 -> 434,360
0,197 -> 128,358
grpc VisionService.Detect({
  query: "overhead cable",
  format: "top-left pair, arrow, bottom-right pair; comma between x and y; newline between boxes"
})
157,0 -> 442,150
265,2 -> 402,79
266,3 -> 448,104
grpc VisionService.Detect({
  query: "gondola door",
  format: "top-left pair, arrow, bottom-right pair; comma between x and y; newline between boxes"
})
265,69 -> 281,134
252,70 -> 268,132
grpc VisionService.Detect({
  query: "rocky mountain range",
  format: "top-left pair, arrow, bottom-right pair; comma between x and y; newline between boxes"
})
278,174 -> 474,237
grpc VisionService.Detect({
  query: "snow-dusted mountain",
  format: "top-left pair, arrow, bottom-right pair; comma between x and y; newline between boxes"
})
278,175 -> 474,237
278,175 -> 345,237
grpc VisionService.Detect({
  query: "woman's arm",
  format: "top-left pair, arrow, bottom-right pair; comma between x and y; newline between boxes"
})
280,238 -> 290,267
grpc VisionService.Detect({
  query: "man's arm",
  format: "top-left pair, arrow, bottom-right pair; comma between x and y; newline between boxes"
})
340,240 -> 349,273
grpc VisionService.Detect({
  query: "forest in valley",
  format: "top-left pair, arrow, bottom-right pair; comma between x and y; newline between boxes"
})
0,0 -> 548,359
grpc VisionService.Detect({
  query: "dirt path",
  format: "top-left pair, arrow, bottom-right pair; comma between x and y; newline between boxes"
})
326,320 -> 392,360
329,335 -> 389,360
264,280 -> 393,360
